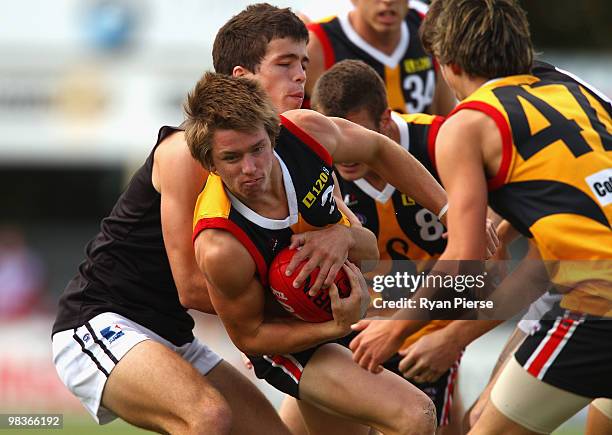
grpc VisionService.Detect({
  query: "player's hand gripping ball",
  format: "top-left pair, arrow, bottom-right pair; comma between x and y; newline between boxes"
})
268,246 -> 351,322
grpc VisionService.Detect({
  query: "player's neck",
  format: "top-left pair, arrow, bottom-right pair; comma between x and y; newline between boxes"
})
469,77 -> 492,96
456,75 -> 489,101
349,12 -> 400,56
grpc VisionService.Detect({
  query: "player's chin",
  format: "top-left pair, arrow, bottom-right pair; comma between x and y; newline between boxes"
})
337,165 -> 365,180
239,179 -> 265,196
284,95 -> 304,111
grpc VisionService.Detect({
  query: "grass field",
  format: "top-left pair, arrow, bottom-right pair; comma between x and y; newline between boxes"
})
0,417 -> 146,434
0,417 -> 585,434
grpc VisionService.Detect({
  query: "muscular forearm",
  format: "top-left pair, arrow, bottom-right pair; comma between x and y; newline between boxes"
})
231,317 -> 344,356
347,226 -> 379,266
372,136 -> 447,219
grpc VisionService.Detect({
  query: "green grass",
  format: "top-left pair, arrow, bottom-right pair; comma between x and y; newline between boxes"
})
0,416 -> 584,434
0,417 -> 148,434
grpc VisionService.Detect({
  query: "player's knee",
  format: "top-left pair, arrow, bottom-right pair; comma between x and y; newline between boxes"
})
394,394 -> 437,435
193,397 -> 233,434
172,392 -> 232,435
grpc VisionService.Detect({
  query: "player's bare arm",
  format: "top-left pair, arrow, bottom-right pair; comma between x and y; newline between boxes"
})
282,109 -> 448,222
435,110 -> 498,261
194,229 -> 366,355
153,132 -> 215,313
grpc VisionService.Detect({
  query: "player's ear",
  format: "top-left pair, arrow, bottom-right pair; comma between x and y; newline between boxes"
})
207,159 -> 218,174
232,65 -> 252,78
450,63 -> 462,76
379,108 -> 392,131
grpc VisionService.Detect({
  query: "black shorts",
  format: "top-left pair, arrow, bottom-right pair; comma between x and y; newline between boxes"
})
247,332 -> 358,399
514,302 -> 612,398
383,353 -> 461,426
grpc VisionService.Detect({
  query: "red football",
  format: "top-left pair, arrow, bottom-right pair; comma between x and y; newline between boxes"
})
268,246 -> 351,322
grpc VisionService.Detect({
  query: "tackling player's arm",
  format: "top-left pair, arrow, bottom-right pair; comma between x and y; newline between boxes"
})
153,132 -> 215,313
282,109 -> 448,223
194,229 -> 366,355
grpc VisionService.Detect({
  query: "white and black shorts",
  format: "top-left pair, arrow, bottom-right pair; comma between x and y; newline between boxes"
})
52,312 -> 222,424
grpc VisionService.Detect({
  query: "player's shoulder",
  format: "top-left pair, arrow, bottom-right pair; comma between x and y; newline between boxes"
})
154,129 -> 190,164
280,109 -> 338,155
442,108 -> 497,141
282,108 -> 327,127
157,128 -> 186,150
281,109 -> 336,140
154,128 -> 207,191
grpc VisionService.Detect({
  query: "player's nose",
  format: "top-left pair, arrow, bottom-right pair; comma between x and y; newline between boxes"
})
241,155 -> 257,174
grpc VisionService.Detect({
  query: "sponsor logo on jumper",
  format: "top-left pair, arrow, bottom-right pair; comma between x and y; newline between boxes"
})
586,169 -> 612,206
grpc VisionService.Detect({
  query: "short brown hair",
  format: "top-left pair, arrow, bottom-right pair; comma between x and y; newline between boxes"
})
421,0 -> 533,78
183,72 -> 280,169
311,60 -> 388,125
213,3 -> 309,75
